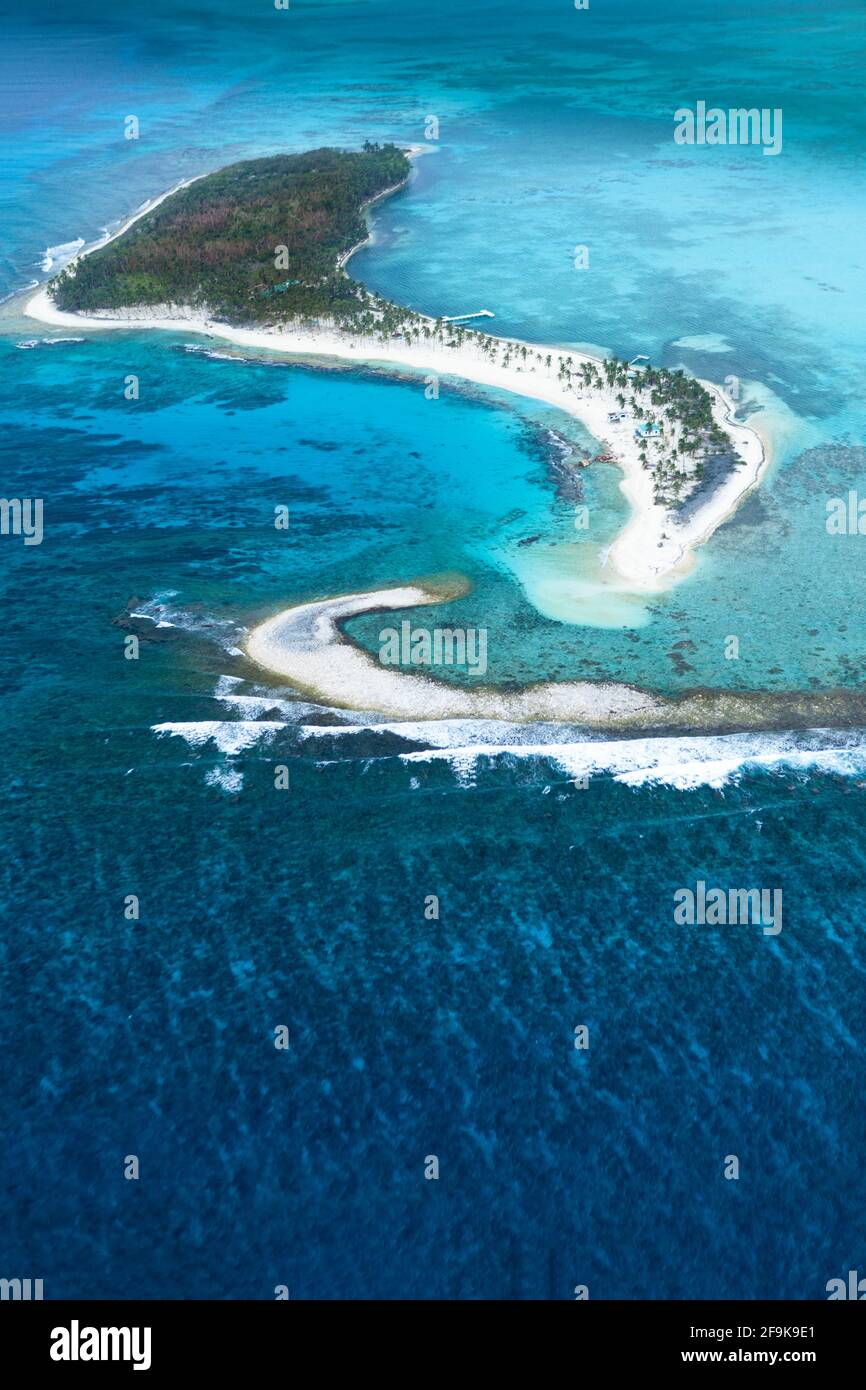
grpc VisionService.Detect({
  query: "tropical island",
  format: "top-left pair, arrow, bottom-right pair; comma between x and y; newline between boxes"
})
50,144 -> 412,325
29,143 -> 768,590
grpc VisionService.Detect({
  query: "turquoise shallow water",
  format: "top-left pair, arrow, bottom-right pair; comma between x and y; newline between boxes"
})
3,333 -> 865,694
1,1 -> 865,1300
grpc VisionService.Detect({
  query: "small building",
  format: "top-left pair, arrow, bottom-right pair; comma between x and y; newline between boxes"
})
634,421 -> 662,440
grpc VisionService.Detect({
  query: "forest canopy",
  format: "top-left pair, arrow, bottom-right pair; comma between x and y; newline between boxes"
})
51,144 -> 410,325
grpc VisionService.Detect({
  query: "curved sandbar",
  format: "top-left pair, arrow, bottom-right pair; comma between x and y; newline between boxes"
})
246,582 -> 664,724
246,584 -> 866,733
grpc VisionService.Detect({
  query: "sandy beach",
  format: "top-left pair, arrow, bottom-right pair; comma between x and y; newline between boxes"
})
24,164 -> 771,595
242,581 -> 866,733
245,581 -> 666,724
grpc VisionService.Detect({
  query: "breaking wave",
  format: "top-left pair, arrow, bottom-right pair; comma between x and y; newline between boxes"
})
39,238 -> 85,272
153,673 -> 866,793
297,719 -> 866,789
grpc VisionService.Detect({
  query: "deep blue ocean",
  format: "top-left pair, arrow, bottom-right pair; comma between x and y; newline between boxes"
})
1,0 -> 865,1299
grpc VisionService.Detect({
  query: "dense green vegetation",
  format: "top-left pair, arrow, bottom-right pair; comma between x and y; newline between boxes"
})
51,144 -> 410,324
594,356 -> 734,507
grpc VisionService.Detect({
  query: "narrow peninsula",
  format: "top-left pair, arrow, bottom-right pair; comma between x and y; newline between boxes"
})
28,143 -> 768,591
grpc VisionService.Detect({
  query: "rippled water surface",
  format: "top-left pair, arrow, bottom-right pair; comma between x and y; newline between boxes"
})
2,0 -> 865,1299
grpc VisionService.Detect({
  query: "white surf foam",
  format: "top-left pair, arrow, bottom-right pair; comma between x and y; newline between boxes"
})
204,765 -> 245,794
129,595 -> 244,650
152,720 -> 283,756
298,720 -> 866,790
40,238 -> 85,272
402,731 -> 866,789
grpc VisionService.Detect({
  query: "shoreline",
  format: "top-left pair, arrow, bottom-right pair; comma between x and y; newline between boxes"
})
245,582 -> 667,724
243,582 -> 866,734
335,150 -> 424,269
23,162 -> 771,595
